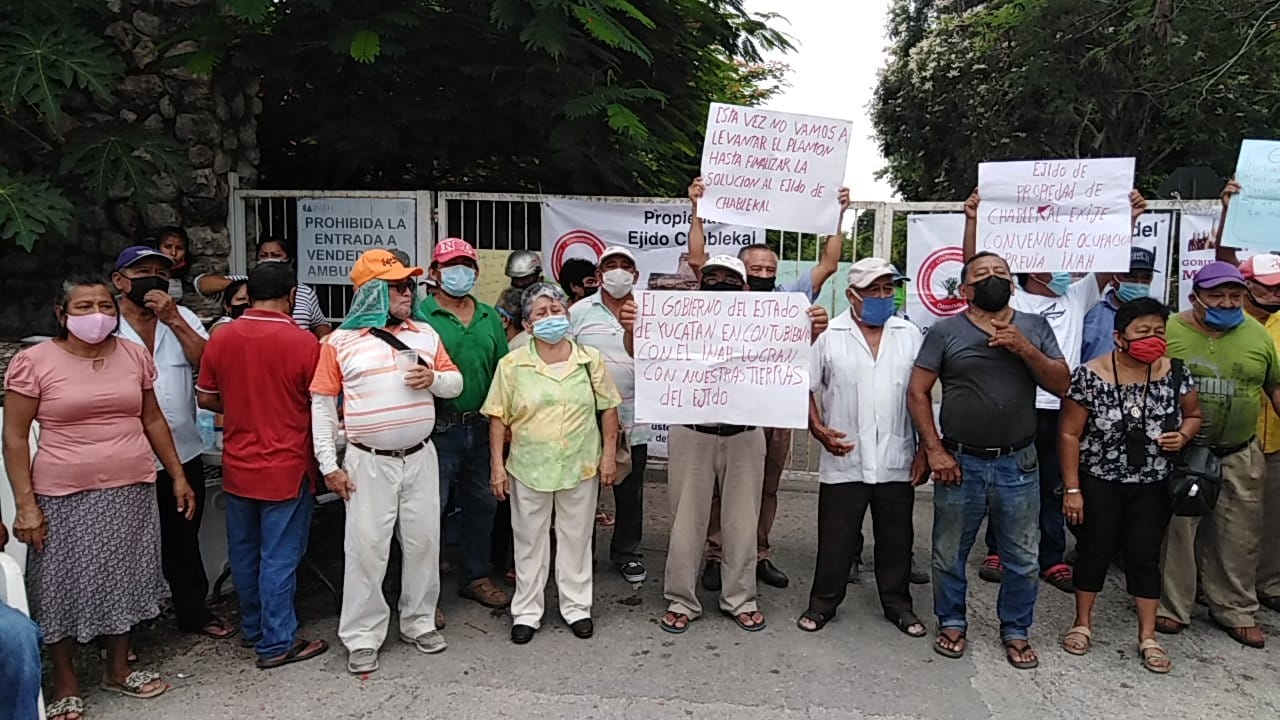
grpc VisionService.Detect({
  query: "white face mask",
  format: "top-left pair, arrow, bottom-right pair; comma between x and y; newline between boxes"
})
602,268 -> 635,299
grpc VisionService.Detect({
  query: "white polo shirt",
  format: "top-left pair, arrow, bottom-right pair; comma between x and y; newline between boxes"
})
569,293 -> 650,444
117,305 -> 209,467
811,313 -> 923,485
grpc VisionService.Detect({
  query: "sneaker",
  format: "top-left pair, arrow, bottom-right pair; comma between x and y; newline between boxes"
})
1042,563 -> 1074,593
400,630 -> 447,654
347,648 -> 379,675
978,555 -> 1004,583
619,560 -> 647,584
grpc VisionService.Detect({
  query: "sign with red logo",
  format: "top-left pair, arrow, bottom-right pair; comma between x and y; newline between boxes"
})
905,214 -> 967,330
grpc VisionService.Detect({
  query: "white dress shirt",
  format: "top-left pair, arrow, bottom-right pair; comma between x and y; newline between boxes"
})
117,305 -> 209,467
811,312 -> 922,485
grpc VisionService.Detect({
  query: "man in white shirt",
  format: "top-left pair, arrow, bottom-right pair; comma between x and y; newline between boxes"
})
798,258 -> 928,636
112,245 -> 234,639
961,189 -> 1146,592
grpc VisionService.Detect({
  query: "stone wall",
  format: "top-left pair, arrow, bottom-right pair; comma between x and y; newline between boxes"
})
0,0 -> 258,337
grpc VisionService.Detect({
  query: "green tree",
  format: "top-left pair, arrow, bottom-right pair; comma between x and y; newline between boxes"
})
872,0 -> 1280,201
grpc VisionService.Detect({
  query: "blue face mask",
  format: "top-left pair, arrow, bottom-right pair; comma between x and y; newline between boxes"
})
439,266 -> 477,297
1044,272 -> 1071,297
531,315 -> 570,343
857,295 -> 896,327
1116,282 -> 1151,303
1203,305 -> 1245,331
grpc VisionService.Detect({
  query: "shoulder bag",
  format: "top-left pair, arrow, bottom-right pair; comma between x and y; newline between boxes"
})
1162,358 -> 1222,517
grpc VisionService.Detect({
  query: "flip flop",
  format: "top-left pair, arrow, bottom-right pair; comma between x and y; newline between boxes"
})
1004,640 -> 1040,670
722,609 -> 767,632
934,630 -> 966,658
1062,625 -> 1092,656
659,612 -> 690,634
200,617 -> 239,640
256,638 -> 329,669
796,609 -> 832,632
46,695 -> 85,720
100,670 -> 168,699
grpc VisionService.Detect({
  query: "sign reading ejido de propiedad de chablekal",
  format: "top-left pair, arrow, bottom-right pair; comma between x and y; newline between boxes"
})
296,198 -> 417,284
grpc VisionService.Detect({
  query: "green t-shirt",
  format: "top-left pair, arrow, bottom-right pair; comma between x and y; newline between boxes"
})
418,295 -> 510,413
1166,313 -> 1280,448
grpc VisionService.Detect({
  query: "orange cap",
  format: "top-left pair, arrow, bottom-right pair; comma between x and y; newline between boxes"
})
350,249 -> 424,289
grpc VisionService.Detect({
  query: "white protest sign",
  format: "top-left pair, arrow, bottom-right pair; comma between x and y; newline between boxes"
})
634,291 -> 810,429
905,214 -> 968,331
297,198 -> 417,284
1222,139 -> 1280,251
1176,207 -> 1257,312
541,199 -> 761,290
977,158 -> 1135,272
698,103 -> 852,235
1131,211 -> 1174,302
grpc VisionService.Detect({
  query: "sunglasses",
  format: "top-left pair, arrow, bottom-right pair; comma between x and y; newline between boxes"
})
389,279 -> 417,294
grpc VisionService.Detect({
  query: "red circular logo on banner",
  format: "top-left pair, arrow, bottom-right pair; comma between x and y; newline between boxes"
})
918,246 -> 968,317
550,230 -> 607,280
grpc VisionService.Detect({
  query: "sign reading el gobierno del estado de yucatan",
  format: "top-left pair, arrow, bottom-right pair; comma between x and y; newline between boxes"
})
296,198 -> 417,284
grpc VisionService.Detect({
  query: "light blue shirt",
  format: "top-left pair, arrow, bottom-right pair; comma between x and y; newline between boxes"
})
1080,290 -> 1121,364
776,273 -> 816,302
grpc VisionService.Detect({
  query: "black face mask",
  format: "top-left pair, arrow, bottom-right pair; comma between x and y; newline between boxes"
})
228,303 -> 249,319
582,286 -> 599,299
124,275 -> 169,307
968,276 -> 1012,312
1250,292 -> 1280,315
746,275 -> 776,292
701,281 -> 743,292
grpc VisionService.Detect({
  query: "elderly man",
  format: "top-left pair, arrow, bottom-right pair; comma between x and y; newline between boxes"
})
799,258 -> 928,637
687,177 -> 848,590
657,255 -> 828,634
1156,261 -> 1280,649
197,262 -> 328,669
908,250 -> 1069,670
418,238 -> 512,610
1080,247 -> 1160,363
312,249 -> 464,674
570,246 -> 645,582
112,245 -> 233,640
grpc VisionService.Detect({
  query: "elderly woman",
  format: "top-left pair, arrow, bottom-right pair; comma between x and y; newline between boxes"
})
3,275 -> 196,719
482,283 -> 621,645
1059,297 -> 1202,673
208,278 -> 250,337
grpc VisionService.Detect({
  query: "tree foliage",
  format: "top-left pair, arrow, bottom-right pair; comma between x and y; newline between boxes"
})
872,0 -> 1280,201
183,0 -> 793,195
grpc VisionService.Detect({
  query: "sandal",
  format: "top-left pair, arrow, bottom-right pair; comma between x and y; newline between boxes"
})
722,609 -> 767,632
595,511 -> 615,528
1214,620 -> 1265,649
933,629 -> 966,659
256,637 -> 329,669
660,611 -> 690,634
100,669 -> 168,699
891,613 -> 927,638
46,695 -> 85,720
460,578 -> 510,608
1154,617 -> 1186,635
1004,640 -> 1040,670
1062,625 -> 1092,656
796,609 -> 831,632
199,617 -> 238,640
1138,638 -> 1172,674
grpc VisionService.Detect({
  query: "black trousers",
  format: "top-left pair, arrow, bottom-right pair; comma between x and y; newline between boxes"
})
808,481 -> 915,620
156,456 -> 213,630
608,444 -> 648,565
1072,474 -> 1171,598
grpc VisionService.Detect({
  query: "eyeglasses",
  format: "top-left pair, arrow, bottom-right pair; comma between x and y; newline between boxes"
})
389,280 -> 417,294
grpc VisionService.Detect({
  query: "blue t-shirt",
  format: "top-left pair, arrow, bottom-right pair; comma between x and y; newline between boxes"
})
1080,291 -> 1120,364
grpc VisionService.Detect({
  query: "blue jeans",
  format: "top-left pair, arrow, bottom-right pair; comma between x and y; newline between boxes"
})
225,489 -> 313,659
436,419 -> 496,583
984,409 -> 1067,571
0,600 -> 42,720
932,444 -> 1041,641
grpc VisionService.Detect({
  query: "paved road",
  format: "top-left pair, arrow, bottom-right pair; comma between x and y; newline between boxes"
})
79,480 -> 1280,720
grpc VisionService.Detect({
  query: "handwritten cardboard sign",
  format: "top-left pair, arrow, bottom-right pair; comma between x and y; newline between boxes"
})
633,290 -> 810,428
1222,139 -> 1280,251
698,103 -> 852,235
977,158 -> 1135,272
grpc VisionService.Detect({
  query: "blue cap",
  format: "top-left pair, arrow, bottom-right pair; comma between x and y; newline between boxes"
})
114,245 -> 173,271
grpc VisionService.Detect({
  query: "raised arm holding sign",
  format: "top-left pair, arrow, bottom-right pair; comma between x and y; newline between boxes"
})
1221,140 -> 1280,252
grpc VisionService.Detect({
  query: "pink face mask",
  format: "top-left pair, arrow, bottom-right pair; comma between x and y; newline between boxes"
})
65,312 -> 117,344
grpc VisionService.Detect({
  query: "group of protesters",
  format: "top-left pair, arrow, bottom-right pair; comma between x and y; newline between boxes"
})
1,175 -> 1278,720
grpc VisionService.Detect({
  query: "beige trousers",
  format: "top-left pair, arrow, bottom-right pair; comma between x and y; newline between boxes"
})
664,425 -> 766,619
1158,441 -> 1265,628
1256,452 -> 1280,599
706,427 -> 790,562
509,477 -> 598,629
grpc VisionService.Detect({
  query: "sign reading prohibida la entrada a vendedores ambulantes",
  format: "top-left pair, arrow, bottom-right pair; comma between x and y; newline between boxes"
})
296,198 -> 417,284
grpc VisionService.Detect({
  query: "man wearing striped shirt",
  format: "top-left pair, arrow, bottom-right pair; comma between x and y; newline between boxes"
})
311,249 -> 463,675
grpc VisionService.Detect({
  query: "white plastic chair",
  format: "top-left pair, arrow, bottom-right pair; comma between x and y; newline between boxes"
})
0,552 -> 46,718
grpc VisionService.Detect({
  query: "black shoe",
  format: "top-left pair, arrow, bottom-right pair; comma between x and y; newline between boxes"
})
570,618 -> 594,639
846,559 -> 862,584
910,565 -> 929,585
702,561 -> 722,591
757,559 -> 789,588
511,624 -> 536,645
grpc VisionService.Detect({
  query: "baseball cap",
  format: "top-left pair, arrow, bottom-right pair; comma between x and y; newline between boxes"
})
701,255 -> 747,284
349,249 -> 424,289
846,257 -> 908,289
1129,246 -> 1158,273
1240,254 -> 1280,286
599,246 -> 637,265
115,245 -> 174,271
1193,261 -> 1247,289
433,237 -> 478,265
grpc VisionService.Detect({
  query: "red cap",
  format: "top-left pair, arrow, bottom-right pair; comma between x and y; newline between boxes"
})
1240,255 -> 1280,286
433,237 -> 478,264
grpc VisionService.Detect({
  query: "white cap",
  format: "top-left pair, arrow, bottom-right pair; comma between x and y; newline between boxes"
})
702,255 -> 747,283
846,257 -> 907,289
599,246 -> 637,264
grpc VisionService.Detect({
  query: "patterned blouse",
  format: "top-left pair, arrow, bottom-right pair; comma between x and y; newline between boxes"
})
1066,362 -> 1194,484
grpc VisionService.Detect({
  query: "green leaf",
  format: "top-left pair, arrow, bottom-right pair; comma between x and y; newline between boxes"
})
606,103 -> 648,138
0,167 -> 74,251
60,125 -> 186,204
0,24 -> 121,121
349,29 -> 381,64
222,0 -> 274,25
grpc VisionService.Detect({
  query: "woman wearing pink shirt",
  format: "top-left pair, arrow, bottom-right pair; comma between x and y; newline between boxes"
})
2,275 -> 196,720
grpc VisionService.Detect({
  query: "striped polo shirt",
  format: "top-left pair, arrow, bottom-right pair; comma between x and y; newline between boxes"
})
310,321 -> 462,450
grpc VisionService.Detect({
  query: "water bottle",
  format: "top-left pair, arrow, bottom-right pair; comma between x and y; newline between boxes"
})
197,410 -> 216,450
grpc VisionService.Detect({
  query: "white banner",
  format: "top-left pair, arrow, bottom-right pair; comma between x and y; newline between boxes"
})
698,103 -> 852,235
541,199 -> 761,289
296,198 -> 417,284
977,158 -> 1135,273
634,291 -> 810,428
1132,211 -> 1174,303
